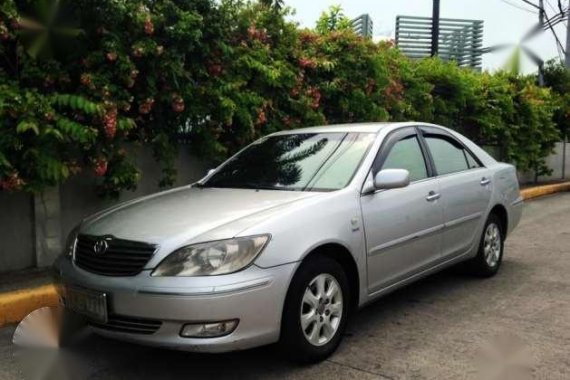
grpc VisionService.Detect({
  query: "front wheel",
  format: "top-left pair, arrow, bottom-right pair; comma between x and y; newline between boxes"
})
465,213 -> 504,277
280,256 -> 350,363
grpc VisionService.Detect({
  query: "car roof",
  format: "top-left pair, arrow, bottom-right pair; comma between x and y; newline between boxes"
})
270,122 -> 416,135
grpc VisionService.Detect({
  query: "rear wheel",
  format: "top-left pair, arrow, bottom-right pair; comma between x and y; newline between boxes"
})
280,256 -> 349,363
466,213 -> 504,277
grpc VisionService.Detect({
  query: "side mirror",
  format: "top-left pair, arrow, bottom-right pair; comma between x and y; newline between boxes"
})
373,169 -> 410,190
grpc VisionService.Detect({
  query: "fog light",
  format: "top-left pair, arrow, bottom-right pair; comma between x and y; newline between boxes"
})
180,320 -> 238,338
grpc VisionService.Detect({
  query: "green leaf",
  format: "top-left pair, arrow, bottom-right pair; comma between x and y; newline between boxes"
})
16,121 -> 40,135
44,127 -> 64,140
0,152 -> 11,168
77,96 -> 86,111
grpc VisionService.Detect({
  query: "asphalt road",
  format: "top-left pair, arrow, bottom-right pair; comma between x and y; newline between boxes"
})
1,193 -> 570,380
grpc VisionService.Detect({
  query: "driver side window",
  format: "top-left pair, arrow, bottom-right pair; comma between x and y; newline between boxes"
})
381,136 -> 428,182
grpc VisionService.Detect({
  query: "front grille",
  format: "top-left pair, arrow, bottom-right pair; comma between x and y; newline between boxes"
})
74,234 -> 156,276
89,314 -> 162,335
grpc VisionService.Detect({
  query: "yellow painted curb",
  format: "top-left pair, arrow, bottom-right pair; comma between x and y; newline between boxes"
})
0,284 -> 59,327
521,181 -> 570,201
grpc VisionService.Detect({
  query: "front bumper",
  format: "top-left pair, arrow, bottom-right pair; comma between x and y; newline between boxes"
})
53,257 -> 297,353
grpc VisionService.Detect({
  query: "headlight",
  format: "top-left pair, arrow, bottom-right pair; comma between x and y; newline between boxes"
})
64,226 -> 79,259
151,235 -> 270,277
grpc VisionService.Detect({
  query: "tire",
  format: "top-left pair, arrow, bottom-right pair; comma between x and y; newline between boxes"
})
280,255 -> 350,364
465,213 -> 505,277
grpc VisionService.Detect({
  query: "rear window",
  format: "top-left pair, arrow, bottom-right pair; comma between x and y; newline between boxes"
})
425,136 -> 476,175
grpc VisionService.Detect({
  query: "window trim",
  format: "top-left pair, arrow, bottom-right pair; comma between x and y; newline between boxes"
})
417,126 -> 485,177
359,127 -> 435,197
360,124 -> 489,195
380,135 -> 431,182
371,127 -> 434,179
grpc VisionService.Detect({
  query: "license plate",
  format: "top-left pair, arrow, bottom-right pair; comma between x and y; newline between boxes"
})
65,287 -> 108,323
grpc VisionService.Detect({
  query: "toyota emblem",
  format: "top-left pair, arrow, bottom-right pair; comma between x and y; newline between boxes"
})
93,239 -> 109,255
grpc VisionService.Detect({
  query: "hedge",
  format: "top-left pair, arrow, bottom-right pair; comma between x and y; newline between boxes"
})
0,0 -> 562,197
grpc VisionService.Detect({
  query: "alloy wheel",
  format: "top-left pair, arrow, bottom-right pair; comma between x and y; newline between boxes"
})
300,273 -> 343,347
484,223 -> 501,267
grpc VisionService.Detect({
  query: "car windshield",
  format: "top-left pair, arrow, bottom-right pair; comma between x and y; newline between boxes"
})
202,132 -> 375,191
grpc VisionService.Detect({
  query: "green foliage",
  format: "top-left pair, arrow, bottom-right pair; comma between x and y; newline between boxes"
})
315,5 -> 353,34
0,0 -> 565,195
543,59 -> 570,138
96,151 -> 140,198
0,0 -> 215,195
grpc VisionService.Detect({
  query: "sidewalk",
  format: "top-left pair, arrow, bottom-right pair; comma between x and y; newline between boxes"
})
0,181 -> 569,327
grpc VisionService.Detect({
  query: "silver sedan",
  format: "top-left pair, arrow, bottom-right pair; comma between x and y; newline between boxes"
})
53,122 -> 523,363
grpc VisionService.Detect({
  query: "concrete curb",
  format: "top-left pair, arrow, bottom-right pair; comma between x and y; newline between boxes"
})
520,181 -> 570,201
0,182 -> 568,328
0,284 -> 58,327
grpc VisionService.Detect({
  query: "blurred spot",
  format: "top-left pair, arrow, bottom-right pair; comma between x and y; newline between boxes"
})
12,306 -> 89,380
475,332 -> 535,380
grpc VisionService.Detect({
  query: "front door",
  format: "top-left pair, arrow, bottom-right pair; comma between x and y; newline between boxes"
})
361,129 -> 444,294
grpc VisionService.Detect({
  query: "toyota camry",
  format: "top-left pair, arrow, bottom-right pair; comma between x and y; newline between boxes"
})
53,122 -> 523,363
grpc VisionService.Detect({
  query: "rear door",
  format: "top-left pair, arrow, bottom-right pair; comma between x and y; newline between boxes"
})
419,127 -> 492,260
361,127 -> 444,294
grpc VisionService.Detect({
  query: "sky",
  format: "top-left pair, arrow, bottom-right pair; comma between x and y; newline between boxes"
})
284,0 -> 568,73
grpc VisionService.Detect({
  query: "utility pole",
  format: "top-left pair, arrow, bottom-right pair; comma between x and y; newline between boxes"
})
431,0 -> 440,56
562,5 -> 570,179
566,6 -> 570,67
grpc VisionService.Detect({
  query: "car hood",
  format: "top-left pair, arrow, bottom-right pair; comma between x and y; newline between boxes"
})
81,186 -> 317,245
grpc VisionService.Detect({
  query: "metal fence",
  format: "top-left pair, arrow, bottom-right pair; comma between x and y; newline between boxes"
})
395,15 -> 484,69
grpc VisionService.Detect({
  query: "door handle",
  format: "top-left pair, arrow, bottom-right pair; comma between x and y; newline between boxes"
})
480,177 -> 491,186
426,191 -> 441,202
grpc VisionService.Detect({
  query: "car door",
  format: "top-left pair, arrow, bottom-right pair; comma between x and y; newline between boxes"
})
419,127 -> 492,260
361,127 -> 444,294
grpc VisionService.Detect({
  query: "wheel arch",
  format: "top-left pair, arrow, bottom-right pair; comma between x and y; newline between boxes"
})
300,242 -> 360,314
489,203 -> 508,236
